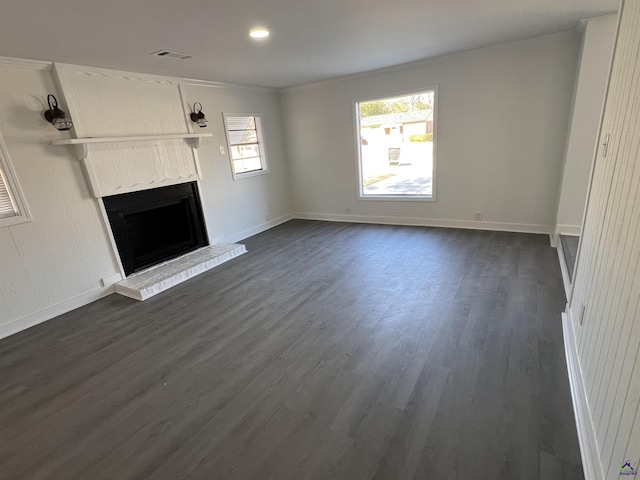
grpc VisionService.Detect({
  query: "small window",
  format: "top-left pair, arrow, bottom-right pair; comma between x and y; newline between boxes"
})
0,133 -> 31,227
356,89 -> 437,200
223,114 -> 269,180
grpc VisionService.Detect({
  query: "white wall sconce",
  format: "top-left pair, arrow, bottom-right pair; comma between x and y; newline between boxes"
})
43,94 -> 73,131
190,103 -> 208,128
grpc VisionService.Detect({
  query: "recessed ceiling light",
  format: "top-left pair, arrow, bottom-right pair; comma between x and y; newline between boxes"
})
249,28 -> 270,39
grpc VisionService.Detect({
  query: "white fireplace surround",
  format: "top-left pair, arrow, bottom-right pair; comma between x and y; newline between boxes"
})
53,63 -> 204,199
52,62 -> 247,297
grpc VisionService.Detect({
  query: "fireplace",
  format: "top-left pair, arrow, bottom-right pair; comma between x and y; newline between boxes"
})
104,182 -> 208,276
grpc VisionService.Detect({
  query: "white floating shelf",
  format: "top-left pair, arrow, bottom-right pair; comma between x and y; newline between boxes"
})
51,133 -> 213,160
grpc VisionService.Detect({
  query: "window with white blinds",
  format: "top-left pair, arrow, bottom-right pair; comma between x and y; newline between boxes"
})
0,133 -> 30,227
0,167 -> 18,219
223,114 -> 269,180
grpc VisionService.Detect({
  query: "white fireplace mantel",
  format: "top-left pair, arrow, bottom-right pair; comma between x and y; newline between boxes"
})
52,133 -> 212,161
52,63 -> 208,198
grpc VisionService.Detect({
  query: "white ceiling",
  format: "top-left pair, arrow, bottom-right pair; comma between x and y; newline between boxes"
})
0,0 -> 619,88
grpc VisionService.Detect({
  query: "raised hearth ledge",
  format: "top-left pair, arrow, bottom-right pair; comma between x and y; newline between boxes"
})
115,243 -> 247,301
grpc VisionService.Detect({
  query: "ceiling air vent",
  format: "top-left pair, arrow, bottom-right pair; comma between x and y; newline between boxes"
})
151,50 -> 193,60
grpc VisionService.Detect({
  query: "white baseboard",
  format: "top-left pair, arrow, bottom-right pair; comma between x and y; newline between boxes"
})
225,213 -> 293,243
556,224 -> 582,236
554,235 -> 572,300
293,212 -> 552,234
562,312 -> 604,480
0,285 -> 115,340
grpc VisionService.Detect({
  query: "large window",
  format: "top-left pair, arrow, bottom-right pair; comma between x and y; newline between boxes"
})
0,133 -> 31,227
356,89 -> 436,199
223,114 -> 269,180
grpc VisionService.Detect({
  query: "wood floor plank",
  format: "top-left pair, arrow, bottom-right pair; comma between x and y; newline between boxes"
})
0,220 -> 583,479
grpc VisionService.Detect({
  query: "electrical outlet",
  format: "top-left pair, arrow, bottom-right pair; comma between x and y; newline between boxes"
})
345,207 -> 351,214
264,213 -> 270,221
474,211 -> 483,221
219,146 -> 225,155
391,208 -> 398,215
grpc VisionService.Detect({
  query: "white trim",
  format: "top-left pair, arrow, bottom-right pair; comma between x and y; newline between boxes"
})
51,133 -> 212,161
568,6 -> 622,309
556,224 -> 582,236
0,56 -> 52,70
97,198 -> 127,278
225,213 -> 293,243
0,131 -> 33,228
53,62 -> 182,85
554,235 -> 572,300
293,212 -> 551,234
0,286 -> 115,340
562,312 -> 604,480
180,77 -> 276,93
222,112 -> 270,181
281,30 -> 577,93
353,86 -> 438,202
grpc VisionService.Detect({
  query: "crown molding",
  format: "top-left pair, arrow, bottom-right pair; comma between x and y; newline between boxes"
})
0,56 -> 52,70
281,30 -> 578,94
180,77 -> 276,92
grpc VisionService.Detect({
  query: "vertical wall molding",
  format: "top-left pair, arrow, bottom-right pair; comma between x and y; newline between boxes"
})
564,1 -> 640,479
563,312 -> 605,480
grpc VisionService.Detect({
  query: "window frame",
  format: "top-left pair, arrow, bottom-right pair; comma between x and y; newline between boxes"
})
0,131 -> 32,228
222,113 -> 270,181
354,86 -> 438,202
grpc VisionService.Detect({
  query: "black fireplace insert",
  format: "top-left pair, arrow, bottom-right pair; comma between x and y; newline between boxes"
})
103,182 -> 208,276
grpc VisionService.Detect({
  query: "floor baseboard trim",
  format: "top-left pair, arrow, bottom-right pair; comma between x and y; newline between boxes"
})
555,236 -> 572,300
562,312 -> 604,480
225,213 -> 293,243
293,212 -> 552,234
0,286 -> 115,340
556,224 -> 582,236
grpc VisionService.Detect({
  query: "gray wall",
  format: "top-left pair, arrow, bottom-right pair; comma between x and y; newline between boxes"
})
280,33 -> 580,233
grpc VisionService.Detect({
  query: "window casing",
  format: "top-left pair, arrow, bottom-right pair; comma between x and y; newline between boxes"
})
0,133 -> 31,228
355,88 -> 437,201
223,114 -> 269,180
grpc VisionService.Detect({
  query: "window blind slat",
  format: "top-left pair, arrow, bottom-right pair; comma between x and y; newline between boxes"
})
0,168 -> 17,219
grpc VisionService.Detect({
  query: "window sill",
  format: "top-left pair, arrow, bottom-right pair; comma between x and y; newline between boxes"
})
232,169 -> 270,181
0,213 -> 33,228
357,194 -> 436,202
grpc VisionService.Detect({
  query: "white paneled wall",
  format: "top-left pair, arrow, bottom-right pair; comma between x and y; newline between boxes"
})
0,62 -> 121,337
566,0 -> 640,478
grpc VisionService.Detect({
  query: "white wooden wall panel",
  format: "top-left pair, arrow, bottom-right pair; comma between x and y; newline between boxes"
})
0,63 -> 120,333
0,227 -> 38,319
53,64 -> 199,197
568,1 -> 640,478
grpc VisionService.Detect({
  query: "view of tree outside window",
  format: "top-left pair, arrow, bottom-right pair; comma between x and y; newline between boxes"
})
357,91 -> 435,198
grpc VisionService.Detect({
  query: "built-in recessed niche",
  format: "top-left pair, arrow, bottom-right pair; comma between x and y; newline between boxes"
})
103,182 -> 208,276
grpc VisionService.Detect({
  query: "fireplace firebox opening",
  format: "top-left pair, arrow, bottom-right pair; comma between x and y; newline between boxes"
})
104,182 -> 208,276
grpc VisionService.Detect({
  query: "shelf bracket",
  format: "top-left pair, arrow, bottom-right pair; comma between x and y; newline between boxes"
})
74,144 -> 89,161
185,137 -> 201,149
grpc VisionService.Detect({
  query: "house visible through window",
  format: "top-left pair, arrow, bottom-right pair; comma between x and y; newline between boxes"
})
356,89 -> 436,199
223,114 -> 269,179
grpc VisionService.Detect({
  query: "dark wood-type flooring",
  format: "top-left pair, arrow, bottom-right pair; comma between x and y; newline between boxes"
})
0,220 -> 583,480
